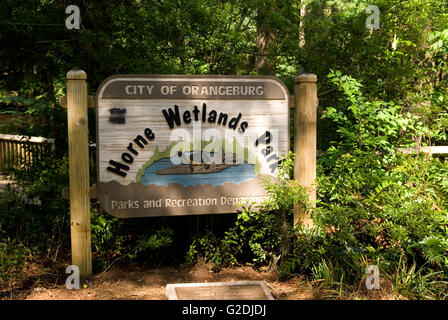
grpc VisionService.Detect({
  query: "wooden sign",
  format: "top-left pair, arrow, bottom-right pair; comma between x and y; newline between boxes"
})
96,75 -> 289,217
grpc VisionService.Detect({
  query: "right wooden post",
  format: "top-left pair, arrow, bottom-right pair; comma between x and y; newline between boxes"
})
294,73 -> 318,227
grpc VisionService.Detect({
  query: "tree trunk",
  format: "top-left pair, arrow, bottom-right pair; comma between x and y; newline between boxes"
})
299,0 -> 306,48
255,2 -> 276,75
44,68 -> 63,156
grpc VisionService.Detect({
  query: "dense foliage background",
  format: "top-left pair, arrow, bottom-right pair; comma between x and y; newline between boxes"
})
1,0 -> 447,299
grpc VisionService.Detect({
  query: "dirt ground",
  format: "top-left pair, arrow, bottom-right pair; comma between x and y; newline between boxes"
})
0,260 -> 318,300
0,259 -> 397,300
26,265 -> 314,300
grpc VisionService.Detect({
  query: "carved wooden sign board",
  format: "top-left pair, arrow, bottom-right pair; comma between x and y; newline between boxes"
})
96,75 -> 289,217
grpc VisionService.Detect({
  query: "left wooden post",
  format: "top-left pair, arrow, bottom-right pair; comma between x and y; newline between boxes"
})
66,70 -> 92,278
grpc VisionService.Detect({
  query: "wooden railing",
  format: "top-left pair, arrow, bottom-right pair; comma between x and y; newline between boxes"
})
398,146 -> 448,155
0,134 -> 55,171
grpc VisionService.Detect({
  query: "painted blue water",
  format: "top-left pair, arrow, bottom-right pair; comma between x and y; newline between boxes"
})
141,158 -> 255,187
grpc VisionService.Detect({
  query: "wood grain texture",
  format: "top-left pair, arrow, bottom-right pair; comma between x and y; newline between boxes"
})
60,95 -> 96,108
96,76 -> 290,217
97,99 -> 289,185
67,70 -> 92,278
293,74 -> 317,228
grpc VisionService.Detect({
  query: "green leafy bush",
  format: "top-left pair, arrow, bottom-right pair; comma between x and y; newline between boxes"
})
282,72 -> 448,297
267,72 -> 448,299
0,146 -> 70,260
185,152 -> 309,270
0,238 -> 27,282
0,147 -> 175,277
90,208 -> 174,271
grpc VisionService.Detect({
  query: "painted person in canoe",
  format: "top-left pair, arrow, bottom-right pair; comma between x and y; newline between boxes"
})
156,151 -> 242,175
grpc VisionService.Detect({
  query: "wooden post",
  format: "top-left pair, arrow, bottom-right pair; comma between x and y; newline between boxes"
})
293,73 -> 317,227
66,70 -> 92,278
0,139 -> 4,170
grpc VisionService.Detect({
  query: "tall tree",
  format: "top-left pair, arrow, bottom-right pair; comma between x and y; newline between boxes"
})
255,0 -> 277,75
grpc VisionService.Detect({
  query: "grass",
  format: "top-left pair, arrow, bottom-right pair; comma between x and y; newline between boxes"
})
307,256 -> 448,300
386,255 -> 448,300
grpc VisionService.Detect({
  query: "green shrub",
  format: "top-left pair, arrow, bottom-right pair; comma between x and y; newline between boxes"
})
388,254 -> 448,300
0,238 -> 27,282
278,72 -> 448,299
0,147 -> 70,259
0,147 -> 175,275
185,152 -> 309,270
90,207 -> 174,271
313,153 -> 448,281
